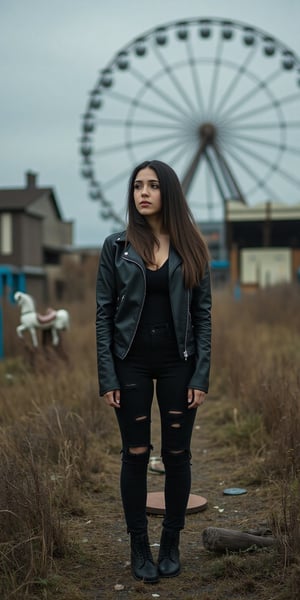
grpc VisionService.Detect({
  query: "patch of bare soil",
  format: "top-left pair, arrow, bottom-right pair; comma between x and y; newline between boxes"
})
52,395 -> 284,600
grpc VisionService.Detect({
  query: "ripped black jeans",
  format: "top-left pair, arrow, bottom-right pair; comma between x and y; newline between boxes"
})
114,323 -> 197,535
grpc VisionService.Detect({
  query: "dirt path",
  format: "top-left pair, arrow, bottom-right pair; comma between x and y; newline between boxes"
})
56,395 -> 280,600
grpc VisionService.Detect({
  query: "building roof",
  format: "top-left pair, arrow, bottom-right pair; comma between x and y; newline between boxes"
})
227,200 -> 300,222
0,172 -> 63,219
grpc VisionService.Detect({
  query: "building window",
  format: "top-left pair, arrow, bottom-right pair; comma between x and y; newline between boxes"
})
0,213 -> 13,254
44,249 -> 60,265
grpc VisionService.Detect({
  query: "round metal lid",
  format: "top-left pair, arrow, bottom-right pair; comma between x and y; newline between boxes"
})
223,487 -> 248,495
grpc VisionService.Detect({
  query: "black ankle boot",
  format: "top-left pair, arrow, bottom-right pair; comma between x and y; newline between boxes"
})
130,533 -> 159,583
158,529 -> 181,577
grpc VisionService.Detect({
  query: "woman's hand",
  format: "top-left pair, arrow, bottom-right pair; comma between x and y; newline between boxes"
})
187,388 -> 206,409
104,390 -> 120,408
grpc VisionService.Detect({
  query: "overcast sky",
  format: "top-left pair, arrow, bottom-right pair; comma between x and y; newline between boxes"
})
1,0 -> 300,246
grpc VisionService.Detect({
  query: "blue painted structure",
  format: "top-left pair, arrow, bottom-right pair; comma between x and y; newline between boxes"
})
0,266 -> 26,359
210,259 -> 230,270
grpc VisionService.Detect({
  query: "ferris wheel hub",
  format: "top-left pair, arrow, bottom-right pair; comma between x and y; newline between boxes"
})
199,122 -> 216,143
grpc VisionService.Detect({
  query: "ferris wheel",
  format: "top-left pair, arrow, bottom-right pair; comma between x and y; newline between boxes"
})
79,17 -> 300,227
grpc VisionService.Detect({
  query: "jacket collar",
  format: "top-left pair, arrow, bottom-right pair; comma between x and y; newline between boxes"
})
115,230 -> 182,274
116,232 -> 145,268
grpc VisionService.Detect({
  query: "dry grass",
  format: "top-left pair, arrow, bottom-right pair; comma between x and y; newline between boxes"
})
212,285 -> 300,467
0,281 -> 300,598
0,292 -> 111,598
212,283 -> 300,583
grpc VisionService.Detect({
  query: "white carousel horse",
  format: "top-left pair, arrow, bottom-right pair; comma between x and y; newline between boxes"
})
14,291 -> 70,348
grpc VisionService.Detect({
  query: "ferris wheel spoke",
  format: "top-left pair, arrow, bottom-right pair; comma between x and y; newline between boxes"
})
268,91 -> 300,109
105,89 -> 186,124
204,148 -> 231,204
205,160 -> 215,220
225,137 -> 282,174
207,35 -> 224,115
123,84 -> 198,152
226,137 -> 300,188
230,131 -> 300,155
214,45 -> 258,116
185,36 -> 206,115
102,142 -> 195,191
95,131 -> 189,157
101,167 -> 134,191
96,117 -> 186,130
212,143 -> 245,202
152,43 -> 198,114
234,121 -> 296,130
94,142 -> 128,156
156,135 -> 195,158
226,91 -> 300,125
97,192 -> 126,225
202,146 -> 242,204
219,68 -> 282,122
124,120 -> 195,135
129,66 -> 198,122
162,139 -> 196,171
128,134 -> 195,166
221,143 -> 281,200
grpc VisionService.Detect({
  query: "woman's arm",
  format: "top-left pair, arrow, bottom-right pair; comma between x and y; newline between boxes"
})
96,237 -> 120,396
188,265 -> 212,393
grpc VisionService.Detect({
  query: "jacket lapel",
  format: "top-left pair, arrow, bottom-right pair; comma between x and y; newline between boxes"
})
116,233 -> 145,270
168,245 -> 182,277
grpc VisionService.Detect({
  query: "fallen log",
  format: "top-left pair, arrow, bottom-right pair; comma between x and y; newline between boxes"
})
202,526 -> 277,553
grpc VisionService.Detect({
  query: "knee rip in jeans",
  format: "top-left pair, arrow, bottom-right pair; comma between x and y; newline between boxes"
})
127,416 -> 149,455
135,415 -> 147,422
168,410 -> 183,429
161,448 -> 191,464
127,444 -> 151,457
124,382 -> 137,389
129,447 -> 148,455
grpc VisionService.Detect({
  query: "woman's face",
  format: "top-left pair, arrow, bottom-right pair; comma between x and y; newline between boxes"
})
133,167 -> 162,219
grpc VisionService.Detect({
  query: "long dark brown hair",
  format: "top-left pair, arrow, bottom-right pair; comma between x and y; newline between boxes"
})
126,160 -> 210,289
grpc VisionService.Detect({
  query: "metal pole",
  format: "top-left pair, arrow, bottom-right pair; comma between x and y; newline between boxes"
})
181,138 -> 207,195
212,143 -> 246,204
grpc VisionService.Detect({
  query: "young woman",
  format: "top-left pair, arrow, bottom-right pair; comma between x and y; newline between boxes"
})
96,160 -> 211,584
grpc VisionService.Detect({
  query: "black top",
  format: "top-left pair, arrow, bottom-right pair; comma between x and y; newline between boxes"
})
139,258 -> 173,327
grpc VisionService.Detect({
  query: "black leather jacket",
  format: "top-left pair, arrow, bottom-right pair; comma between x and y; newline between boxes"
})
96,231 -> 211,396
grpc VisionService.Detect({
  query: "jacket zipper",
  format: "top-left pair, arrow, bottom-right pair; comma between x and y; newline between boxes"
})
183,290 -> 190,360
122,256 -> 146,358
117,294 -> 125,311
